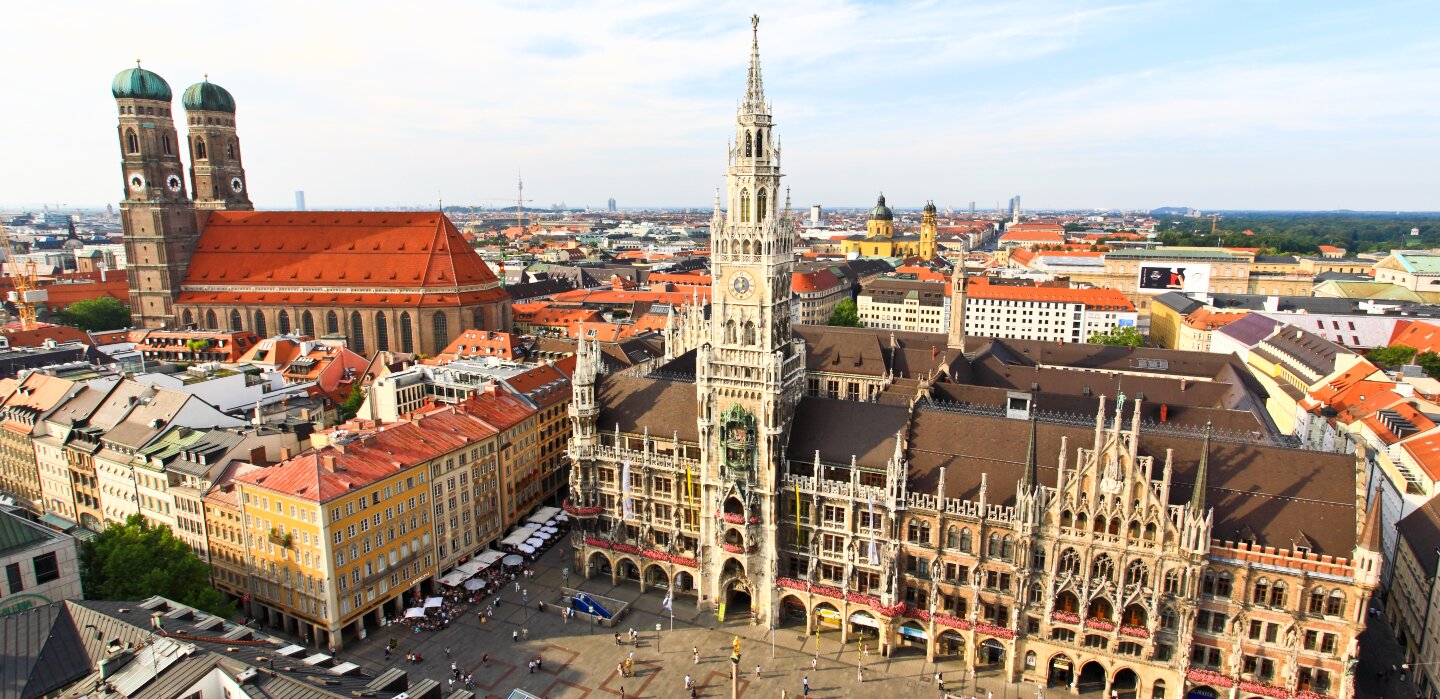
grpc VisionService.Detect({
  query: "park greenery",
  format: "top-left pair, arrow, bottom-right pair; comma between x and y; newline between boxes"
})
80,515 -> 236,618
827,298 -> 862,327
1154,212 -> 1439,256
1088,325 -> 1146,348
57,296 -> 131,332
1367,344 -> 1440,380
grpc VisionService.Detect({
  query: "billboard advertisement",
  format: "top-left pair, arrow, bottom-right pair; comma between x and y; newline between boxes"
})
1136,263 -> 1210,294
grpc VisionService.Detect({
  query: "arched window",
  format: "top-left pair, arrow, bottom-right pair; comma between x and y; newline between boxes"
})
945,526 -> 959,548
725,320 -> 737,344
1058,548 -> 1080,577
743,321 -> 756,345
301,311 -> 315,338
755,129 -> 764,156
1163,569 -> 1182,595
1091,554 -> 1114,582
1326,590 -> 1345,616
1215,572 -> 1233,598
1160,606 -> 1177,629
181,309 -> 194,326
432,312 -> 449,348
205,310 -> 217,329
740,189 -> 751,223
229,310 -> 242,331
162,134 -> 172,155
194,138 -> 207,160
399,312 -> 414,353
227,141 -> 235,160
472,309 -> 484,331
1271,580 -> 1288,608
744,131 -> 752,157
350,312 -> 366,353
959,528 -> 973,553
326,311 -> 339,335
1001,535 -> 1014,561
1060,510 -> 1073,529
253,311 -> 267,337
278,310 -> 291,335
125,129 -> 139,154
987,532 -> 1001,557
375,312 -> 390,352
1124,560 -> 1149,588
1253,578 -> 1270,605
757,189 -> 768,222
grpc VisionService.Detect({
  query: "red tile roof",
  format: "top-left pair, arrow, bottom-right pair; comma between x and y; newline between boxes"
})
1391,320 -> 1440,354
968,282 -> 1135,311
1403,434 -> 1440,481
792,268 -> 843,293
433,329 -> 523,362
177,212 -> 507,308
0,323 -> 93,348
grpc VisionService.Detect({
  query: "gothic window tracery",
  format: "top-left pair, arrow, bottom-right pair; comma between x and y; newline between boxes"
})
1124,560 -> 1149,587
1091,554 -> 1114,582
758,189 -> 767,222
744,131 -> 752,157
740,189 -> 751,223
1058,548 -> 1080,576
125,129 -> 138,153
195,138 -> 207,160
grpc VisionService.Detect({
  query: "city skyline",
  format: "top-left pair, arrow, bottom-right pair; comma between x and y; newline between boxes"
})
3,1 -> 1437,211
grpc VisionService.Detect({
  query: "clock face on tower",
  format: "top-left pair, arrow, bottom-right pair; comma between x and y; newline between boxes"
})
730,271 -> 754,299
166,175 -> 182,192
128,173 -> 145,192
230,177 -> 244,193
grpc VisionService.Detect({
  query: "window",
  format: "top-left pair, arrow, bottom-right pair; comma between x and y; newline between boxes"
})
230,309 -> 242,331
4,563 -> 22,593
278,310 -> 291,335
399,312 -> 414,353
162,134 -> 172,155
254,311 -> 267,337
757,189 -> 768,222
126,129 -> 139,154
433,312 -> 449,347
959,528 -> 972,553
302,311 -> 315,337
327,311 -> 339,335
740,188 -> 751,223
351,312 -> 366,353
375,312 -> 390,352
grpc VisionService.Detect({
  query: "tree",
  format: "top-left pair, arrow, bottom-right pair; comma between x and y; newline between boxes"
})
1367,344 -> 1418,370
80,515 -> 235,618
827,298 -> 862,327
1418,351 -> 1440,380
58,296 -> 130,331
338,385 -> 366,421
1088,325 -> 1146,348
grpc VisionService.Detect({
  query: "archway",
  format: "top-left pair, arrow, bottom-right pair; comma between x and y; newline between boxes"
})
976,638 -> 1006,671
848,610 -> 879,647
1047,653 -> 1074,688
813,602 -> 841,630
1122,604 -> 1147,628
778,595 -> 806,627
1088,597 -> 1114,622
1151,678 -> 1167,699
1076,661 -> 1107,692
586,551 -> 611,577
1055,590 -> 1080,614
674,571 -> 694,593
643,564 -> 669,590
936,630 -> 965,661
895,621 -> 927,655
617,558 -> 640,582
724,579 -> 751,618
1112,667 -> 1139,698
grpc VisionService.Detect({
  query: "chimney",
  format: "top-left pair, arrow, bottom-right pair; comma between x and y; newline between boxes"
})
249,446 -> 267,464
280,447 -> 293,461
321,454 -> 337,473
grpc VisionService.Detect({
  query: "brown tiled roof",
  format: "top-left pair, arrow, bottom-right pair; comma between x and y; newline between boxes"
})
597,376 -> 699,442
897,406 -> 1358,555
1399,494 -> 1440,575
794,325 -> 957,380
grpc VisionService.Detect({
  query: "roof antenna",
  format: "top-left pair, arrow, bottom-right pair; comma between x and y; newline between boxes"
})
136,58 -> 142,68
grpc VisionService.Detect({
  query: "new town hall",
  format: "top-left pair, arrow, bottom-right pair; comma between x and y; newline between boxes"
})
566,18 -> 1378,699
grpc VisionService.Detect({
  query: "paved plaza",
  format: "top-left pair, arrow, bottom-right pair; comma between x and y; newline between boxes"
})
329,540 -> 1059,699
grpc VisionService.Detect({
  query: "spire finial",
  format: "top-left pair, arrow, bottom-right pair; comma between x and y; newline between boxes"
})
1021,408 -> 1039,490
1190,421 -> 1212,512
743,15 -> 766,113
203,72 -> 209,82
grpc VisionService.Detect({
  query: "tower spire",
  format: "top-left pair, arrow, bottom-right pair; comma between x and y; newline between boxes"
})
1021,407 -> 1039,489
743,15 -> 766,113
1190,421 -> 1212,511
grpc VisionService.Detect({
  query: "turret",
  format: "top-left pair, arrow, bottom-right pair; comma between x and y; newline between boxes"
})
182,76 -> 252,211
947,239 -> 968,351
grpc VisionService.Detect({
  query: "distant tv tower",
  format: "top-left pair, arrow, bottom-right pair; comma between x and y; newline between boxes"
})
517,171 -> 525,232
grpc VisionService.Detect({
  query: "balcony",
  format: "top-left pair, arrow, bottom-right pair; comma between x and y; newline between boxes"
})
267,529 -> 294,548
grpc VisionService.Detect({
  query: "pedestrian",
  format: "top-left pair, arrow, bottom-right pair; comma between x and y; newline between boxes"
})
536,655 -> 543,670
810,656 -> 817,671
619,686 -> 626,699
528,660 -> 535,674
685,674 -> 693,689
445,646 -> 451,657
515,581 -> 521,593
755,665 -> 762,679
803,675 -> 810,696
782,690 -> 788,699
482,653 -> 489,665
521,627 -> 529,640
694,646 -> 700,664
448,678 -> 455,689
513,630 -> 519,643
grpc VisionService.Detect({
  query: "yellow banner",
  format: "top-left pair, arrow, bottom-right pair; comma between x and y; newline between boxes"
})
717,602 -> 727,623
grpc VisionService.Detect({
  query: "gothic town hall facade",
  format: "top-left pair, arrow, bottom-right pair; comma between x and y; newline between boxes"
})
567,18 -> 1377,699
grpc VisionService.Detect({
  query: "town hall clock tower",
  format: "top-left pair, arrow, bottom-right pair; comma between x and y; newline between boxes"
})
694,15 -> 806,620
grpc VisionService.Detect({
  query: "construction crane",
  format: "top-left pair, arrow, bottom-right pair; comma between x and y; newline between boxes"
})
0,220 -> 47,330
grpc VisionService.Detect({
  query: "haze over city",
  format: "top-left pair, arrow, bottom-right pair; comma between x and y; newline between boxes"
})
3,0 -> 1438,211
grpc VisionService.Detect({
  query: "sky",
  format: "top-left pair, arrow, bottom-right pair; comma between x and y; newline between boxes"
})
3,0 -> 1438,212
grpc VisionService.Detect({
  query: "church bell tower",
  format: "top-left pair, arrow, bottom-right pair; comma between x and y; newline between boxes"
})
696,15 -> 805,624
113,62 -> 200,328
182,77 -> 253,211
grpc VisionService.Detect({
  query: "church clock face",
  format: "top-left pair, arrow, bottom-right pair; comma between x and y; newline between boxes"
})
729,271 -> 754,300
128,173 -> 145,192
166,175 -> 183,192
230,176 -> 244,193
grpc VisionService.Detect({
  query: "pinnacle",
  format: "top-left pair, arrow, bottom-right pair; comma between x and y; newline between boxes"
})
742,15 -> 767,115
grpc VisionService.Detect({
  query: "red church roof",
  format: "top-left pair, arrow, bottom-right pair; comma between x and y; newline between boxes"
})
177,212 -> 507,308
